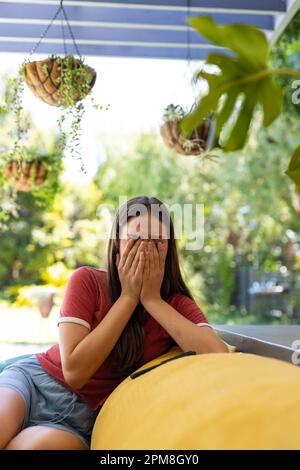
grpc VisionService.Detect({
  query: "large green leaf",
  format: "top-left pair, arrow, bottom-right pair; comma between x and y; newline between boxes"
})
258,78 -> 283,126
189,16 -> 270,71
285,145 -> 300,191
215,88 -> 242,137
225,86 -> 259,151
181,16 -> 282,151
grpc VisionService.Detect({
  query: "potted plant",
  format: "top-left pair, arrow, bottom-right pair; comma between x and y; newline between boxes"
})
13,284 -> 58,319
160,104 -> 216,156
2,153 -> 48,192
23,54 -> 96,107
5,54 -> 106,173
0,145 -> 64,209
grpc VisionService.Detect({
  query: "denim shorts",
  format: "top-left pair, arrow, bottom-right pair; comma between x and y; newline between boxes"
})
0,354 -> 100,449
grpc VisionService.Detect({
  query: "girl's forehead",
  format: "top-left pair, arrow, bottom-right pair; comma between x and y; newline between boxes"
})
120,215 -> 169,239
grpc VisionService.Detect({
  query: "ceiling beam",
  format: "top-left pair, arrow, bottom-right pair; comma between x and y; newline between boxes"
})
0,17 -> 275,32
0,3 -> 277,29
0,0 -> 287,14
0,24 -> 215,44
270,0 -> 300,45
0,39 -> 228,60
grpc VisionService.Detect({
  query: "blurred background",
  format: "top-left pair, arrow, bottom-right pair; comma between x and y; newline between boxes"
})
0,11 -> 300,360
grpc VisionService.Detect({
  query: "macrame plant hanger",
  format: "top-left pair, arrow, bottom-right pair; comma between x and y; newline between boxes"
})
28,0 -> 81,59
5,0 -> 97,198
12,0 -> 83,159
186,0 -> 198,110
184,0 -> 216,156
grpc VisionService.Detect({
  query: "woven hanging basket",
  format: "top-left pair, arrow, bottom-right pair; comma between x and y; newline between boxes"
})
23,58 -> 97,107
160,118 -> 213,156
3,160 -> 48,192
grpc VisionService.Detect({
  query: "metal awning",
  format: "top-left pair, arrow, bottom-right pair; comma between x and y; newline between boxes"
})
0,0 -> 299,60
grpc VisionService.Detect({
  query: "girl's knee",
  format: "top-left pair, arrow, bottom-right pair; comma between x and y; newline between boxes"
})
0,388 -> 26,449
5,426 -> 87,450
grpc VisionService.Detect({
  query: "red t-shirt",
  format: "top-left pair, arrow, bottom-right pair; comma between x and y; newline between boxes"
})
36,266 -> 210,410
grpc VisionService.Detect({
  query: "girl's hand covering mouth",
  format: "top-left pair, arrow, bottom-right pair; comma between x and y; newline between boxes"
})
116,238 -> 146,303
140,240 -> 167,306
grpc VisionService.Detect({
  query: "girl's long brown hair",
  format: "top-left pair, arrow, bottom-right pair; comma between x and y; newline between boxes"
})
106,195 -> 193,374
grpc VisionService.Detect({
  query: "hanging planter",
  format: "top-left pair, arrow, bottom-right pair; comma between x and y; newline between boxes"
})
0,145 -> 64,211
3,159 -> 48,192
23,55 -> 97,107
4,0 -> 108,174
160,104 -> 216,156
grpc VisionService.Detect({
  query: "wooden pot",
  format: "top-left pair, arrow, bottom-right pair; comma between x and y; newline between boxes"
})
37,293 -> 55,319
160,118 -> 213,156
24,58 -> 97,107
3,160 -> 48,191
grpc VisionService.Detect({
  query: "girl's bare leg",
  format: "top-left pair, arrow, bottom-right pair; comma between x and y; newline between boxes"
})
0,388 -> 26,449
5,425 -> 88,450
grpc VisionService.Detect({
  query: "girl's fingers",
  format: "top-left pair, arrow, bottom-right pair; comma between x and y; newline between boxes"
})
158,241 -> 167,268
135,251 -> 145,276
144,244 -> 150,278
152,242 -> 159,270
149,242 -> 155,270
123,239 -> 141,271
131,241 -> 145,273
119,238 -> 134,269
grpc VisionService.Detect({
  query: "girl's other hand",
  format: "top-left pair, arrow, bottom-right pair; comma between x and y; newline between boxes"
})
140,240 -> 167,306
116,238 -> 146,304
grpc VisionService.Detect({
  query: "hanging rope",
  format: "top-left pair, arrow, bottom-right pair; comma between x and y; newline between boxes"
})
185,0 -> 199,110
61,3 -> 81,58
28,0 -> 81,57
186,0 -> 191,65
61,8 -> 68,55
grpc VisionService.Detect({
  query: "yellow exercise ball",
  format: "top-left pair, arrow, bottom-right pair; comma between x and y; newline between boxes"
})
91,345 -> 300,450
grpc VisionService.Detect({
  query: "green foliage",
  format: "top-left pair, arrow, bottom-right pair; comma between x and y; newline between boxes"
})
41,262 -> 73,287
44,54 -> 94,109
162,104 -> 185,122
181,16 -> 285,151
3,67 -> 28,163
0,78 -> 64,214
92,116 -> 300,324
285,145 -> 300,191
2,54 -> 109,174
42,54 -> 98,173
1,120 -> 300,323
1,13 -> 300,326
205,304 -> 299,325
0,147 -> 64,211
270,9 -> 300,116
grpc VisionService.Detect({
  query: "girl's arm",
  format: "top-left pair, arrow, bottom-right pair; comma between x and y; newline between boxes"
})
59,239 -> 145,390
142,297 -> 229,354
59,294 -> 137,390
141,240 -> 229,354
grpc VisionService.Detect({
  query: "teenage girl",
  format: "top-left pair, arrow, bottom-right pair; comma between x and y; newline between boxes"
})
0,195 -> 228,450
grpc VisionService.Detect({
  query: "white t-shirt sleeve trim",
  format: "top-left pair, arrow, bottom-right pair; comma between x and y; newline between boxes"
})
196,322 -> 214,329
57,316 -> 91,330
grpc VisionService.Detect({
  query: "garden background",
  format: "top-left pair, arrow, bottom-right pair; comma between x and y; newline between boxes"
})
0,11 -> 300,355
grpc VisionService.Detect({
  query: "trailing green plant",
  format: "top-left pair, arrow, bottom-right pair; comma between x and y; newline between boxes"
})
180,16 -> 300,186
37,54 -> 105,172
4,62 -> 29,164
3,54 -> 109,174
